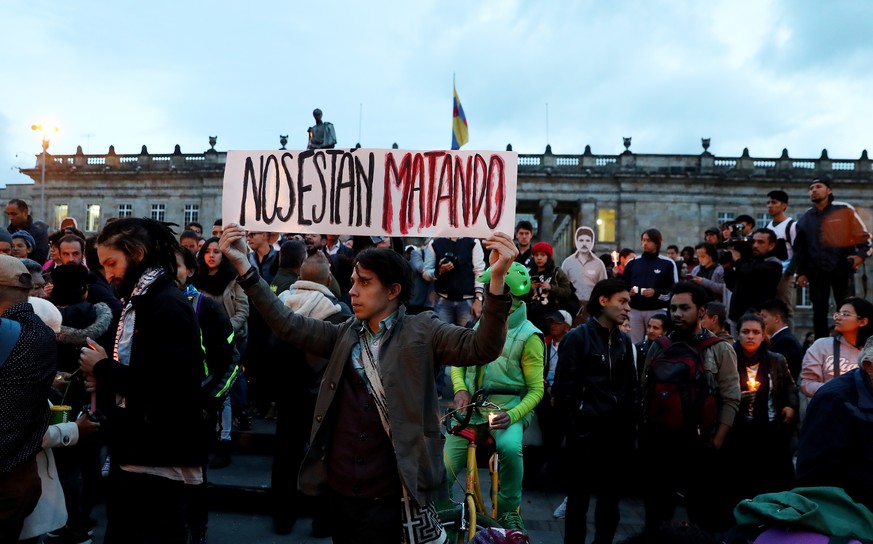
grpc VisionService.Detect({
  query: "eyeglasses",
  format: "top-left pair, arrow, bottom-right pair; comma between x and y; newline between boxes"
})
834,311 -> 859,319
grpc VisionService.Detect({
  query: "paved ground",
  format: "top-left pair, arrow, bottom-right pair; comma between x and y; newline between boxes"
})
89,484 -> 648,543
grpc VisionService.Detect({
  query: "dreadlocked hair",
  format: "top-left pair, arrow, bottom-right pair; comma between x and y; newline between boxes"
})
96,218 -> 181,277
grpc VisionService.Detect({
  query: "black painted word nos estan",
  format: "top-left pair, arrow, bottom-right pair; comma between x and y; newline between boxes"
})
237,149 -> 507,234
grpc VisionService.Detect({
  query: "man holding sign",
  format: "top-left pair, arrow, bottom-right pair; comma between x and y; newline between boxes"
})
220,224 -> 518,544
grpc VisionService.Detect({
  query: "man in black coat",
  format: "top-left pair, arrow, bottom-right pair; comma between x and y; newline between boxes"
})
724,228 -> 783,327
760,298 -> 803,381
79,218 -> 205,544
551,279 -> 638,544
5,199 -> 49,265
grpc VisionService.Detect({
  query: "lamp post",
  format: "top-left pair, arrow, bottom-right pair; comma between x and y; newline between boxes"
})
31,124 -> 58,222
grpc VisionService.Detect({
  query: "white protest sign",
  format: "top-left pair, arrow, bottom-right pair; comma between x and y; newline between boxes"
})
222,148 -> 517,237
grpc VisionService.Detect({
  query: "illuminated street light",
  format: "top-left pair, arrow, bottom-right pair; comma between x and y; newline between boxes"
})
31,124 -> 58,221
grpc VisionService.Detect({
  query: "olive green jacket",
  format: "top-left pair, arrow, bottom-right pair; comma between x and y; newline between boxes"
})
242,275 -> 511,505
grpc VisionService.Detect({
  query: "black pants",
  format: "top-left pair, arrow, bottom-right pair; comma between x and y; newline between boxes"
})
807,264 -> 852,339
641,431 -> 727,533
105,468 -> 189,544
328,493 -> 401,544
564,432 -> 633,544
0,456 -> 40,543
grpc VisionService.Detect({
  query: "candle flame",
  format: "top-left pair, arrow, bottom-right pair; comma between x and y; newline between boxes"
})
747,378 -> 759,393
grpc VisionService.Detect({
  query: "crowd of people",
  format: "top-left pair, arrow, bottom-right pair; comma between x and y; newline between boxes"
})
1,175 -> 872,544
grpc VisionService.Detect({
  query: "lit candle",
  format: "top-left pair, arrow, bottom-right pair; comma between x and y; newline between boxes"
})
747,378 -> 759,393
611,250 -> 619,267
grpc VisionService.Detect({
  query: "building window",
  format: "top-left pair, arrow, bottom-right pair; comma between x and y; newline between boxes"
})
86,204 -> 100,232
596,209 -> 616,243
796,286 -> 812,309
716,211 -> 735,227
756,213 -> 769,229
118,204 -> 132,218
54,204 -> 69,230
151,204 -> 166,222
184,204 -> 199,225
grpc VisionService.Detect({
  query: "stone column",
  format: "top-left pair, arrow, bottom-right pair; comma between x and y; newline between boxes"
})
538,199 -> 557,242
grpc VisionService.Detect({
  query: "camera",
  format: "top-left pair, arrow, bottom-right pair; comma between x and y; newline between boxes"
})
441,252 -> 459,266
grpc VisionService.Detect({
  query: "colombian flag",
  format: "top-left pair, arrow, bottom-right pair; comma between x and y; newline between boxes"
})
451,84 -> 469,150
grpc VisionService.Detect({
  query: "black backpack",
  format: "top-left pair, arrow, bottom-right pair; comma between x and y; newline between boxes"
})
644,335 -> 723,433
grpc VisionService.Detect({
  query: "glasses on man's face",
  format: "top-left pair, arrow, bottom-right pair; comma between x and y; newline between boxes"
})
834,311 -> 858,319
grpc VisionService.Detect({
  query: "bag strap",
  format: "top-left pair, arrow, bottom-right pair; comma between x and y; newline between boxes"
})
359,333 -> 392,438
0,318 -> 22,371
833,336 -> 841,378
785,219 -> 796,247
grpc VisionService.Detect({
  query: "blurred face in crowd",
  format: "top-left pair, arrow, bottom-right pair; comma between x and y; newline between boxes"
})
809,181 -> 831,205
705,232 -> 720,245
181,237 -> 199,255
751,232 -> 775,257
619,252 -> 635,266
666,247 -> 680,261
211,224 -> 223,238
738,319 -> 765,355
549,320 -> 570,340
175,252 -> 194,288
641,234 -> 657,255
11,239 -> 30,258
98,244 -> 144,300
834,303 -> 867,336
532,251 -> 549,270
767,197 -> 787,218
696,248 -> 713,268
670,293 -> 703,333
599,290 -> 631,328
759,309 -> 781,336
516,228 -> 532,249
203,242 -> 223,272
646,317 -> 667,341
186,224 -> 202,237
30,272 -> 47,299
246,232 -> 269,252
0,241 -> 10,256
304,233 -> 324,252
4,203 -> 27,228
700,312 -> 720,334
59,240 -> 84,265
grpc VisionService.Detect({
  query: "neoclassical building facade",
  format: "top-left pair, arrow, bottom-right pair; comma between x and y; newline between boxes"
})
8,138 -> 872,267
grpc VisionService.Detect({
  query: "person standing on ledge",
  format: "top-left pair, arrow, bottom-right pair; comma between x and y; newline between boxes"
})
307,108 -> 337,150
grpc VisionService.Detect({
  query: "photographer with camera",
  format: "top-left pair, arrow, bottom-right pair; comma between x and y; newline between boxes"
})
722,227 -> 783,333
423,237 -> 486,326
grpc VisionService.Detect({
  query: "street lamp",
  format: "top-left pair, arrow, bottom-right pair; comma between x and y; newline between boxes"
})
31,124 -> 58,222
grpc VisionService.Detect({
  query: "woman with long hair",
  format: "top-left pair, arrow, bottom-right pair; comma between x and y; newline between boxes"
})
800,296 -> 873,399
194,237 -> 249,468
526,241 -> 574,333
723,313 -> 798,508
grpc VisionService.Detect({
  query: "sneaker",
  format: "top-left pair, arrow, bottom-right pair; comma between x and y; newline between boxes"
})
45,527 -> 94,544
552,496 -> 567,519
100,455 -> 111,477
496,511 -> 525,532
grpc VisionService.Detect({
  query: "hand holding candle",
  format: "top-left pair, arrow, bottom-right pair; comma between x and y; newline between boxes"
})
488,411 -> 510,430
611,250 -> 619,267
747,377 -> 759,393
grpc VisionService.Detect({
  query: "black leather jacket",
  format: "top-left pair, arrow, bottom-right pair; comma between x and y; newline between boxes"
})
552,317 -> 639,437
